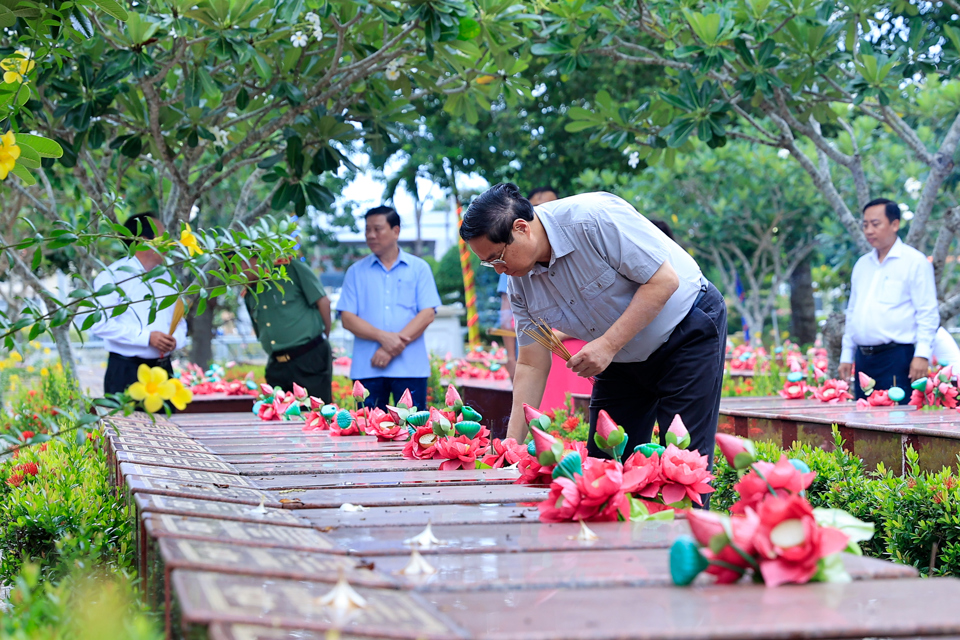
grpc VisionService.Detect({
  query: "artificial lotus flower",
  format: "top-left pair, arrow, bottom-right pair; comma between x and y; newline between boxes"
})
938,365 -> 954,383
403,426 -> 439,460
0,131 -> 20,180
309,396 -> 324,410
179,224 -> 203,256
260,383 -> 275,396
657,444 -> 715,506
939,382 -> 959,409
516,440 -> 588,485
434,435 -> 478,470
858,371 -> 876,395
754,495 -> 849,587
445,384 -> 462,409
127,364 -> 176,413
257,402 -> 278,421
292,382 -> 308,400
1,50 -> 34,84
664,415 -> 691,449
537,475 -> 583,522
855,389 -> 895,410
363,408 -> 407,441
481,438 -> 526,468
622,449 -> 663,498
811,379 -> 853,403
529,424 -> 559,458
523,402 -> 546,427
778,379 -> 806,400
397,388 -> 414,409
302,411 -> 329,432
352,380 -> 367,401
731,455 -> 817,514
715,433 -> 756,469
686,508 -> 761,584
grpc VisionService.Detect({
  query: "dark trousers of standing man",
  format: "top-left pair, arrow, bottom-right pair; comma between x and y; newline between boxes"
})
359,377 -> 428,412
587,283 -> 727,469
853,343 -> 913,405
265,334 -> 332,403
104,352 -> 174,395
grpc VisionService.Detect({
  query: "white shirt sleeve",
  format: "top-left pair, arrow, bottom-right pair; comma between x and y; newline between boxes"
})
88,269 -> 152,348
911,256 -> 939,360
840,261 -> 860,364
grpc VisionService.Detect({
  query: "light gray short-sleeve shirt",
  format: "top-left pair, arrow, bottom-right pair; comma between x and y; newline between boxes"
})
509,191 -> 703,363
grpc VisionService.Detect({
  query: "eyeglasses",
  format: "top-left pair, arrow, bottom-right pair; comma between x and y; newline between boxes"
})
480,243 -> 507,268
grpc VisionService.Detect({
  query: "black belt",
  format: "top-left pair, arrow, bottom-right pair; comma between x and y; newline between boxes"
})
271,333 -> 324,364
858,343 -> 913,356
109,352 -> 171,367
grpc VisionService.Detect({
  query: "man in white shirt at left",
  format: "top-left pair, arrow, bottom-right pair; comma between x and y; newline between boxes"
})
91,213 -> 186,394
839,198 -> 939,402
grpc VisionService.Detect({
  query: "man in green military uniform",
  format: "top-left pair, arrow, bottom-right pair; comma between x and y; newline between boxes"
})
243,257 -> 333,402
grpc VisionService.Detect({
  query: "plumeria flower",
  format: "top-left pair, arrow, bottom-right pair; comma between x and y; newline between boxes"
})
313,27 -> 324,41
1,49 -> 34,84
179,224 -> 203,256
778,148 -> 790,159
210,126 -> 230,147
291,31 -> 308,47
305,11 -> 320,25
0,131 -> 20,180
627,151 -> 640,168
127,364 -> 176,413
904,177 -> 922,199
385,68 -> 401,81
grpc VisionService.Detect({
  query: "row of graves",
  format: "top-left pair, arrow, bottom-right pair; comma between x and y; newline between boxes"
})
106,383 -> 960,640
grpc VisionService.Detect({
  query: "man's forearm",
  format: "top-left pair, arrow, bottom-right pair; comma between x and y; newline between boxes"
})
400,308 -> 436,342
602,262 -> 679,351
317,298 -> 332,336
340,311 -> 385,342
506,345 -> 553,441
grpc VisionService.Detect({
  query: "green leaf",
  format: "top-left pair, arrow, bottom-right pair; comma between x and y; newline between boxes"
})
17,134 -> 64,158
16,142 -> 41,169
0,4 -> 15,28
457,17 -> 480,40
91,0 -> 128,21
10,163 -> 36,186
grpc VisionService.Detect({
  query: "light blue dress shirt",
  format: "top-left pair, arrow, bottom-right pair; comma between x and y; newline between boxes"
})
338,249 -> 441,379
497,273 -> 510,294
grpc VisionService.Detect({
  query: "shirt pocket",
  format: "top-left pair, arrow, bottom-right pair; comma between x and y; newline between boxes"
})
579,268 -> 617,301
877,277 -> 905,304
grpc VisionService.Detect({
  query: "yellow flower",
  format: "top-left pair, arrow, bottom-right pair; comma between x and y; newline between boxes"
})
168,378 -> 194,411
26,365 -> 34,373
31,341 -> 40,349
1,50 -> 35,85
127,364 -> 176,413
55,362 -> 62,372
43,347 -> 50,355
179,224 -> 203,256
9,351 -> 22,363
0,131 -> 20,180
40,367 -> 48,376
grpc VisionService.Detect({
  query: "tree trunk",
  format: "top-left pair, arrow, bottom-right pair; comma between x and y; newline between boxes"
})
789,255 -> 817,346
50,323 -> 77,380
822,312 -> 845,379
189,299 -> 218,370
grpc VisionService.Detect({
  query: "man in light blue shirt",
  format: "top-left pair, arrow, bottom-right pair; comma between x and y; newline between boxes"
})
338,206 -> 441,410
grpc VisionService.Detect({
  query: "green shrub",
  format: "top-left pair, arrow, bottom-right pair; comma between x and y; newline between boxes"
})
0,435 -> 133,582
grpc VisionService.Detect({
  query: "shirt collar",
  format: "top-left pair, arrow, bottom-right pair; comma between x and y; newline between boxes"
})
371,247 -> 409,271
872,237 -> 903,263
530,208 -> 574,275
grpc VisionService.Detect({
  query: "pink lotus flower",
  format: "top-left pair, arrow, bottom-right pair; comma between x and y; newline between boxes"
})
856,389 -> 895,410
397,388 -> 414,408
622,450 -> 663,500
940,383 -> 959,409
403,426 -> 439,460
596,410 -> 618,440
540,458 -> 625,522
260,383 -> 274,396
537,476 -> 582,522
292,382 -> 308,399
435,435 -> 478,470
779,379 -> 806,400
658,444 -> 715,506
754,495 -> 849,587
530,425 -> 558,457
909,388 -> 932,407
812,379 -> 853,403
257,402 -> 278,421
731,455 -> 817,514
309,396 -> 324,410
481,438 -> 526,468
445,384 -> 462,408
939,365 -> 954,383
523,403 -> 545,425
352,380 -> 366,400
301,411 -> 329,432
687,508 -> 761,584
429,406 -> 451,433
715,434 -> 752,468
517,452 -> 555,485
858,371 -> 875,394
665,414 -> 690,448
385,405 -> 403,424
362,408 -> 407,441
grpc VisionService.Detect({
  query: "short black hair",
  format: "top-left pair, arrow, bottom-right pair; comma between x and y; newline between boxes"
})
650,219 -> 675,241
863,198 -> 900,223
365,205 -> 401,229
460,183 -> 535,244
123,213 -> 161,246
528,186 -> 558,200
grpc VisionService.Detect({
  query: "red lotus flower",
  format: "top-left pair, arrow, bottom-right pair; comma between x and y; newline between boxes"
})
516,451 -> 555,485
19,431 -> 35,441
687,508 -> 761,584
434,435 -> 478,470
779,379 -> 806,399
754,495 -> 849,587
403,426 -> 439,460
257,402 -> 278,421
523,403 -> 545,425
302,411 -> 329,432
364,408 -> 407,441
658,444 -> 715,506
292,382 -> 308,399
596,410 -> 618,440
530,425 -> 558,457
538,476 -> 582,522
351,380 -> 366,400
481,438 -> 526,468
397,388 -> 414,408
812,379 -> 853,403
715,433 -> 754,469
856,389 -> 895,410
940,383 -> 959,409
622,450 -> 664,500
731,455 -> 817,514
445,384 -> 462,408
259,383 -> 274,396
6,473 -> 24,487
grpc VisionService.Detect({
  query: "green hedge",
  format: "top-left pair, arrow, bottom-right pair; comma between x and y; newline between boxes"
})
712,429 -> 960,576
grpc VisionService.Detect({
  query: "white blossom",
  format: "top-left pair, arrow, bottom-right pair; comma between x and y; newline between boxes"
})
305,11 -> 320,25
899,202 -> 914,220
627,151 -> 640,169
385,58 -> 404,81
210,126 -> 229,147
313,27 -> 324,41
290,31 -> 308,47
904,177 -> 922,199
777,148 -> 790,159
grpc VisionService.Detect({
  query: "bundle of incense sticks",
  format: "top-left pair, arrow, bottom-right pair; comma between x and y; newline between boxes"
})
169,297 -> 185,335
523,318 -> 595,384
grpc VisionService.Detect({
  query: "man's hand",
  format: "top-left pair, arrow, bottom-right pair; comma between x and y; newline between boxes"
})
371,347 -> 393,369
838,362 -> 853,382
909,357 -> 929,382
379,331 -> 410,357
149,331 -> 177,353
567,338 -> 617,378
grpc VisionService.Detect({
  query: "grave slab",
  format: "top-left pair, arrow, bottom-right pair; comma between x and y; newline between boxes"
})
262,483 -> 549,510
143,513 -> 340,552
428,577 -> 960,640
202,439 -> 407,455
221,451 -> 406,464
298,504 -> 541,529
233,458 -> 446,476
172,570 -> 467,640
247,469 -> 520,491
125,475 -> 279,507
119,463 -> 253,487
326,520 -> 690,556
112,443 -> 223,459
133,493 -> 310,527
116,451 -> 237,473
106,435 -> 210,452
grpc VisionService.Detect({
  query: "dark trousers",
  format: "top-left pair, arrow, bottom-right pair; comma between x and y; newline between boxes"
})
854,343 -> 913,404
265,337 -> 332,403
587,284 -> 727,471
359,377 -> 428,412
104,353 -> 174,395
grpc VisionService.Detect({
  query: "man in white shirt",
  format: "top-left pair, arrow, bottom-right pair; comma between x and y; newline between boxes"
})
91,213 -> 186,394
839,199 -> 939,401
